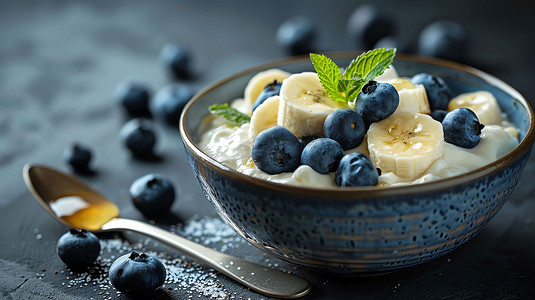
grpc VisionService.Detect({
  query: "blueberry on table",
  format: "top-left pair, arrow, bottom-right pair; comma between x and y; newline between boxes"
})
301,138 -> 344,174
252,80 -> 282,112
119,118 -> 157,158
114,81 -> 151,117
418,20 -> 467,62
324,109 -> 366,150
336,152 -> 379,187
276,16 -> 316,55
151,84 -> 194,127
355,81 -> 399,123
129,174 -> 175,218
442,108 -> 484,148
430,109 -> 448,122
56,228 -> 100,268
411,73 -> 451,111
252,126 -> 303,175
347,4 -> 396,49
160,43 -> 191,79
63,143 -> 93,173
109,251 -> 166,294
374,36 -> 411,53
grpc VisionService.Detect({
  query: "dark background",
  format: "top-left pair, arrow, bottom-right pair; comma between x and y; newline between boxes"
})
1,0 -> 535,299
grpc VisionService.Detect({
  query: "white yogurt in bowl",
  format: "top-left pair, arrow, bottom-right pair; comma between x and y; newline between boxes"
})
196,47 -> 520,189
199,110 -> 518,188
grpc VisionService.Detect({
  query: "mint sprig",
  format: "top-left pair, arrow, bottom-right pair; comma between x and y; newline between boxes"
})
209,103 -> 251,125
311,48 -> 397,104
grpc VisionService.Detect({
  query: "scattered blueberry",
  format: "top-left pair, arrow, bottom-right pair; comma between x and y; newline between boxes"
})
324,109 -> 366,150
151,84 -> 194,127
252,80 -> 282,112
252,126 -> 303,175
373,36 -> 411,53
430,109 -> 448,122
119,118 -> 157,158
298,135 -> 320,148
109,251 -> 166,294
114,81 -> 151,117
56,229 -> 100,268
160,44 -> 191,79
347,4 -> 395,49
276,16 -> 316,55
301,138 -> 344,174
355,81 -> 399,123
63,143 -> 92,172
442,108 -> 484,148
418,20 -> 467,62
411,73 -> 451,111
335,152 -> 379,187
130,174 -> 175,218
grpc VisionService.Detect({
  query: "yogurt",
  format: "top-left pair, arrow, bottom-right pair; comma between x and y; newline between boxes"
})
199,113 -> 518,188
198,67 -> 519,188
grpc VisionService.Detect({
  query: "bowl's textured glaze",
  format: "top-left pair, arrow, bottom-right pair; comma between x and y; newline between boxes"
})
180,53 -> 535,274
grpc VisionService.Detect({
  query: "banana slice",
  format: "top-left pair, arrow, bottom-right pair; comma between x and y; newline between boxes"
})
388,78 -> 431,114
448,91 -> 503,125
249,96 -> 280,141
367,112 -> 444,180
243,69 -> 290,114
278,72 -> 348,138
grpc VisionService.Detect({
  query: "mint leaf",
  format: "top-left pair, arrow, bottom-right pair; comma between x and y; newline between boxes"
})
343,48 -> 397,82
209,103 -> 250,125
338,78 -> 366,103
310,53 -> 345,103
311,48 -> 397,104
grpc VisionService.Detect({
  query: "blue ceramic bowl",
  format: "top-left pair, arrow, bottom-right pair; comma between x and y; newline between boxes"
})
180,53 -> 535,274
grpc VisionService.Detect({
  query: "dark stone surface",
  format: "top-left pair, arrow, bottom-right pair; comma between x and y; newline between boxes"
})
1,0 -> 535,299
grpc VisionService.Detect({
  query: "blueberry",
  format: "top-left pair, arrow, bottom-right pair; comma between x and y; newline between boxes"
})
335,152 -> 379,187
411,73 -> 451,111
57,229 -> 100,268
298,135 -> 320,148
109,251 -> 166,294
324,109 -> 366,150
276,16 -> 316,55
301,138 -> 344,174
418,20 -> 467,62
355,81 -> 399,123
430,109 -> 448,122
151,84 -> 194,127
114,81 -> 151,117
160,44 -> 191,79
442,108 -> 484,148
119,118 -> 157,158
347,5 -> 396,49
252,126 -> 303,175
373,36 -> 411,53
130,174 -> 175,218
63,143 -> 92,172
252,80 -> 282,112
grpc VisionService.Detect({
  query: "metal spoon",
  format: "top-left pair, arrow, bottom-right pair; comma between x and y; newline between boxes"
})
23,164 -> 310,299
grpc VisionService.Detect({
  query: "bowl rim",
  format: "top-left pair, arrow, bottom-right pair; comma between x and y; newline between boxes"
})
180,52 -> 535,199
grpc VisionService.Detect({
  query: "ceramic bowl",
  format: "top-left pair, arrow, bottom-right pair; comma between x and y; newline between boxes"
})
179,53 -> 535,274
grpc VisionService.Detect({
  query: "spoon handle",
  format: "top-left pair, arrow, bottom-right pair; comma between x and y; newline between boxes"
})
101,217 -> 310,299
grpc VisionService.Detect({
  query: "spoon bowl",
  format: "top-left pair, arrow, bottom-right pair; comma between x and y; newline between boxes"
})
23,164 -> 310,299
24,164 -> 119,231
